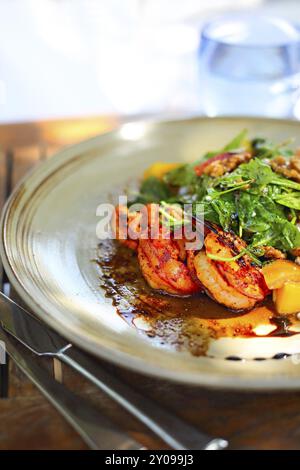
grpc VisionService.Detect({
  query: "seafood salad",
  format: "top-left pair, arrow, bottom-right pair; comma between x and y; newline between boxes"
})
113,130 -> 300,316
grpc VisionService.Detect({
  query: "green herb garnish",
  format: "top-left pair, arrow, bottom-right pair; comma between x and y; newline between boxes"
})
131,131 -> 300,260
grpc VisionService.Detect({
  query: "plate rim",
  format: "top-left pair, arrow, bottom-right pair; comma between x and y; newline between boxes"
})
2,115 -> 300,390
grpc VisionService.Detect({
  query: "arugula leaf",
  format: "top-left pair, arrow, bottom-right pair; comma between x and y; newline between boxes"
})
134,132 -> 300,256
275,192 -> 300,210
239,192 -> 286,230
203,129 -> 249,160
215,158 -> 300,193
209,194 -> 238,232
131,176 -> 171,204
164,129 -> 249,186
217,158 -> 274,190
251,137 -> 294,159
163,163 -> 197,187
224,129 -> 249,151
251,219 -> 300,252
271,177 -> 300,191
236,193 -> 270,233
197,157 -> 300,252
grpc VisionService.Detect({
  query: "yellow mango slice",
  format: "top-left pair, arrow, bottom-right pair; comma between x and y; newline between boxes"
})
273,281 -> 300,314
143,162 -> 180,180
262,260 -> 300,290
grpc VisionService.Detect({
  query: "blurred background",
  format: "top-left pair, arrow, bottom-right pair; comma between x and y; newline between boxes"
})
1,0 -> 300,123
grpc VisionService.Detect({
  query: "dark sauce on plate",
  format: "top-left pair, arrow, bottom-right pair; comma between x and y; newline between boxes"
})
96,240 -> 300,356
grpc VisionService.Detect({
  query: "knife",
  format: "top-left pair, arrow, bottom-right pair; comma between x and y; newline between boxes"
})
0,292 -> 228,450
0,326 -> 141,450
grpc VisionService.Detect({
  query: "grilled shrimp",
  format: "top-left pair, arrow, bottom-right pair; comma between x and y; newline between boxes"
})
205,231 -> 268,300
114,203 -> 267,310
114,203 -> 201,295
194,230 -> 268,310
138,234 -> 202,296
194,252 -> 257,310
112,205 -> 144,251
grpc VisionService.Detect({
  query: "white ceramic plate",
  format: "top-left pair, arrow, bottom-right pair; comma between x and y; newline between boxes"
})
2,116 -> 300,390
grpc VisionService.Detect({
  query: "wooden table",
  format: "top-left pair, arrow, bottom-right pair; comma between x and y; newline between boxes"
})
1,116 -> 300,450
